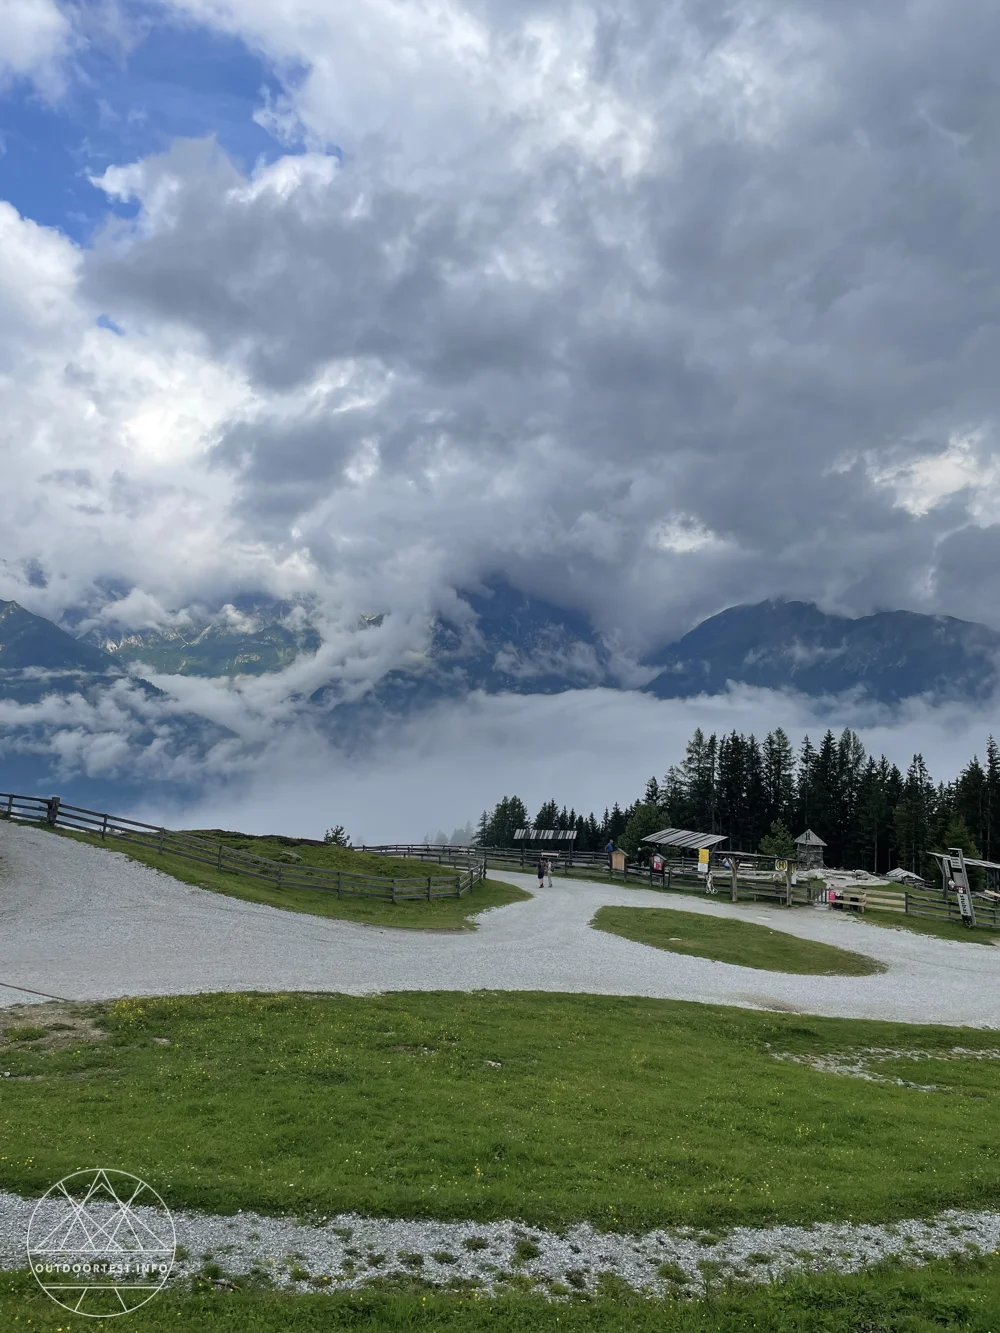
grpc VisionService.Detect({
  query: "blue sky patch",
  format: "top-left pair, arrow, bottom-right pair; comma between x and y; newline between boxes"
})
0,10 -> 298,245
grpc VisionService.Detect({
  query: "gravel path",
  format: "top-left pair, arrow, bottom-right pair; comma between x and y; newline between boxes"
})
2,819 -> 999,1024
1,1189 -> 997,1295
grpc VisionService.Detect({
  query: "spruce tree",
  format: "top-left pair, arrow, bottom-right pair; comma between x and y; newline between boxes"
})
811,731 -> 841,861
744,734 -> 768,850
762,728 -> 796,830
858,755 -> 893,874
955,756 -> 987,856
533,798 -> 560,828
621,803 -> 665,857
796,735 -> 818,833
681,728 -> 718,832
758,819 -> 796,859
985,736 -> 1000,861
894,756 -> 935,876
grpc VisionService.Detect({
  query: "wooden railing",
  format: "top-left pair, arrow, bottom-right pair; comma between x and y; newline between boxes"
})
905,889 -> 1000,930
0,794 -> 486,902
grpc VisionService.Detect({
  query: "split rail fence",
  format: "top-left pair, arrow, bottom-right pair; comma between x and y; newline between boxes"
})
413,840 -> 1000,930
0,794 -> 486,902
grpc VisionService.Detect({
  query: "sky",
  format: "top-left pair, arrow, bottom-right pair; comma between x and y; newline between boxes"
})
2,0 -> 1000,830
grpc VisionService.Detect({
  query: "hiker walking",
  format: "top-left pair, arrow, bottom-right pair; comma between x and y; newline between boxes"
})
537,856 -> 547,889
544,856 -> 554,888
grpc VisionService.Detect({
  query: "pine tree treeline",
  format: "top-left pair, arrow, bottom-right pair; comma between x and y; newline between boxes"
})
476,795 -> 630,854
475,729 -> 1000,874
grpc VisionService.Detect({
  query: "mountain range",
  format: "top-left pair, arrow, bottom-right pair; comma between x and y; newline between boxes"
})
4,589 -> 1000,711
644,600 -> 1000,704
5,585 -> 1000,804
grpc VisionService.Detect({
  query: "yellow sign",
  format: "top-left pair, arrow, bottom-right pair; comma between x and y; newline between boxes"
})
698,847 -> 709,865
774,859 -> 788,873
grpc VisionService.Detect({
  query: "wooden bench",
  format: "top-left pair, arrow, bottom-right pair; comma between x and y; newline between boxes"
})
832,890 -> 867,912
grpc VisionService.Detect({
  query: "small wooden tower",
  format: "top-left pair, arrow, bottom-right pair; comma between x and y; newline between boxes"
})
794,828 -> 827,870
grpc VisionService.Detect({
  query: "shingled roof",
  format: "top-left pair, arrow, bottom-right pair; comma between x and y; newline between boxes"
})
794,828 -> 827,847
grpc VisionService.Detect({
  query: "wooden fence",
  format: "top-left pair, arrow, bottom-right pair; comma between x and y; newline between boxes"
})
451,840 -> 1000,928
0,794 -> 486,902
904,888 -> 1000,930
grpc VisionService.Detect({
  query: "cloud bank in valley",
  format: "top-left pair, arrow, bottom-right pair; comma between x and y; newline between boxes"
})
111,684 -> 1000,844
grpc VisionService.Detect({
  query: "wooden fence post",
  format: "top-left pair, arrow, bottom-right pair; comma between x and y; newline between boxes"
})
158,827 -> 165,854
391,879 -> 397,904
785,863 -> 793,907
217,842 -> 223,870
337,871 -> 342,899
730,859 -> 738,904
101,814 -> 108,840
427,875 -> 432,901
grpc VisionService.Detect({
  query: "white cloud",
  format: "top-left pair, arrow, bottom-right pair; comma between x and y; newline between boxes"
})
0,0 -> 73,96
651,515 -> 730,555
867,429 -> 998,518
4,0 -> 1000,701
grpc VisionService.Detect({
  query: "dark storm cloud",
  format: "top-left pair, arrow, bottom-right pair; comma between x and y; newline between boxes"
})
934,524 -> 1000,622
80,0 -> 1000,642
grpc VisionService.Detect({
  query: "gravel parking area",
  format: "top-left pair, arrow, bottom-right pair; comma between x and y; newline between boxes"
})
1,1188 -> 997,1295
2,819 -> 1000,1024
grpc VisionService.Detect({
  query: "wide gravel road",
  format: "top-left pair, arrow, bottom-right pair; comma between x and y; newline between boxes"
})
2,820 -> 998,1024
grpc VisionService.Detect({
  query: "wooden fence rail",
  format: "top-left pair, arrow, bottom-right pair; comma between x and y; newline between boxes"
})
905,890 -> 1000,930
0,793 -> 487,902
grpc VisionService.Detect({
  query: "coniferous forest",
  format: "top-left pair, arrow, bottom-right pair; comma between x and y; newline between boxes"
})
475,728 -> 1000,876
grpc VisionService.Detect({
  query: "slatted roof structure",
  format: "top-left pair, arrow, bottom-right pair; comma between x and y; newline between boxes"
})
513,827 -> 578,842
641,828 -> 728,851
885,866 -> 926,884
930,851 -> 1000,871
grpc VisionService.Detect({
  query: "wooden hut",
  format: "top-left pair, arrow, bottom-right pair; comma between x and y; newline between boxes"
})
794,828 -> 827,870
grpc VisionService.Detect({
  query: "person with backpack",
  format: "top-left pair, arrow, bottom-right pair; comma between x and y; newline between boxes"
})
537,856 -> 547,889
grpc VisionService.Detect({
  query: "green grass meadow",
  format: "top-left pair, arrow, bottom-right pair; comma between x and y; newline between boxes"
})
862,907 -> 1000,946
4,1255 -> 1000,1333
6,828 -> 1000,1327
45,825 -> 530,928
3,991 -> 1000,1233
591,905 -> 885,975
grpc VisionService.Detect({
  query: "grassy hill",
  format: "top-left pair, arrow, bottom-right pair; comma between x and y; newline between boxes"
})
47,823 -> 529,929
